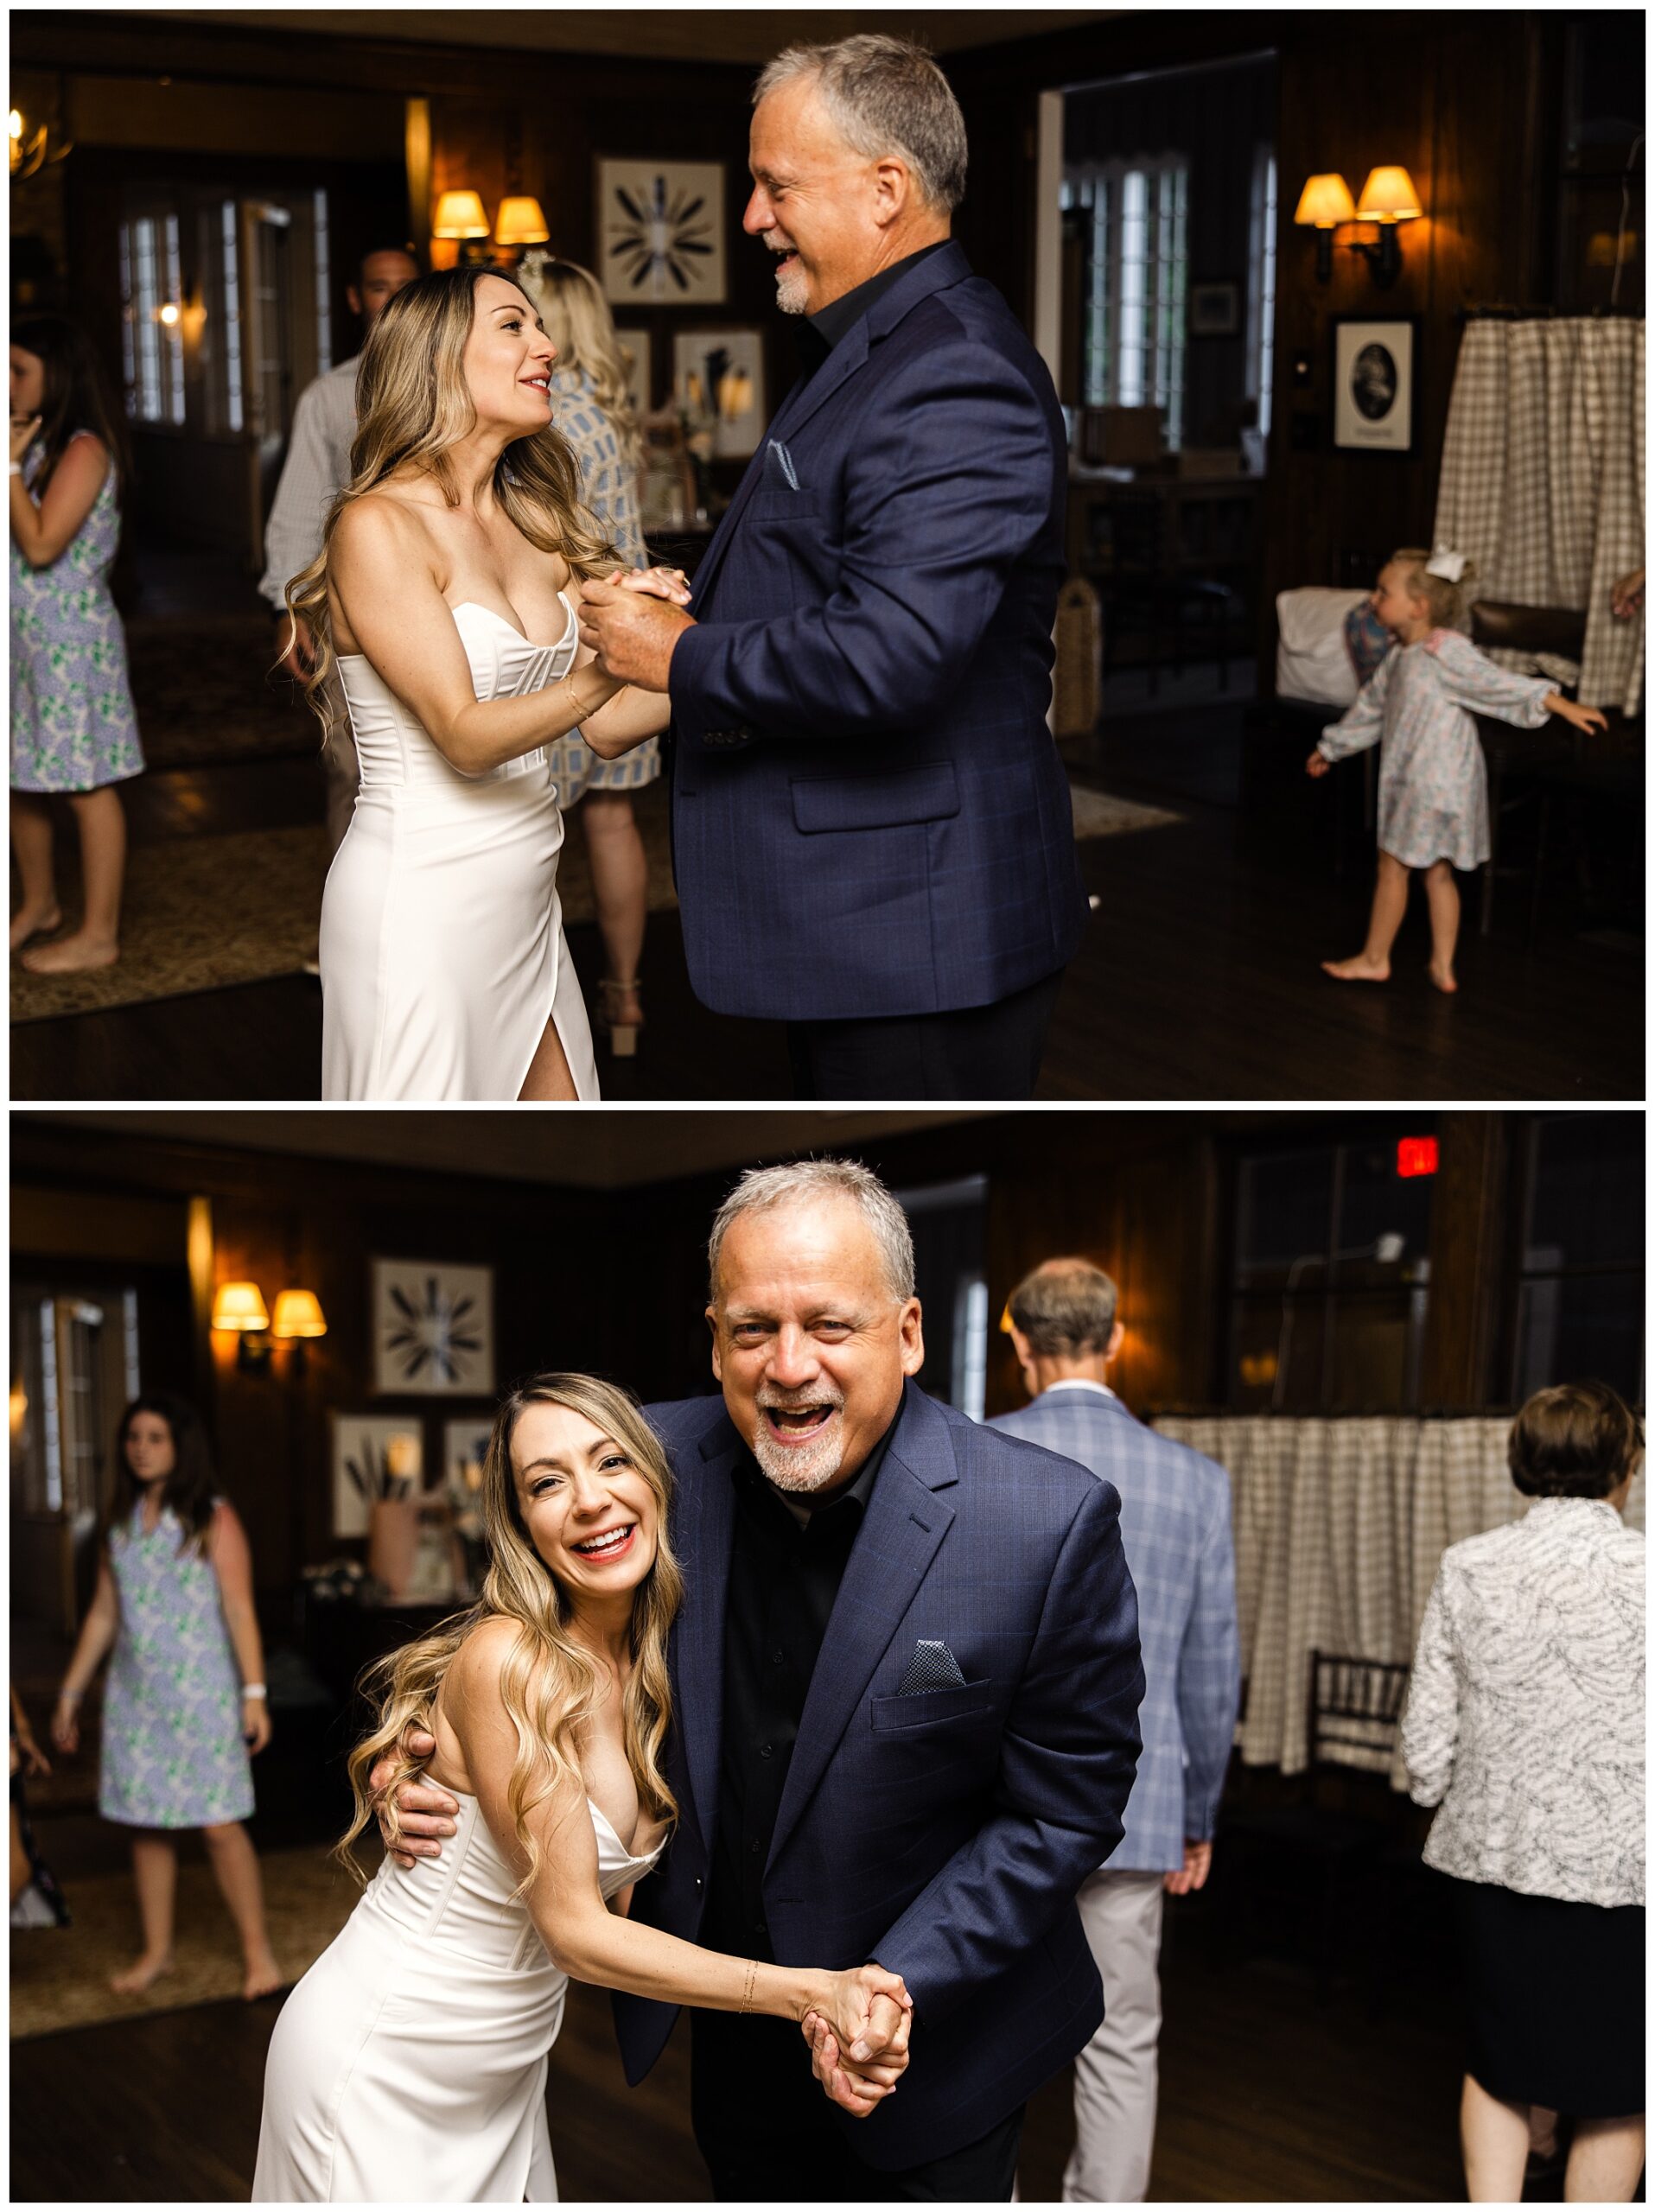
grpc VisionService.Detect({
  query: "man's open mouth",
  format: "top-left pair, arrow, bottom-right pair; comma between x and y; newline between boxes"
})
570,1522 -> 637,1560
772,249 -> 799,274
761,1403 -> 837,1443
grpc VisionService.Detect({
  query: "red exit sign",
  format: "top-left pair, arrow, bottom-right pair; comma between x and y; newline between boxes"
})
1397,1137 -> 1438,1178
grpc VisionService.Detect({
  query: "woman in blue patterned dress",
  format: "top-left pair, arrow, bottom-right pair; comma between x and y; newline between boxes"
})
1308,548 -> 1606,994
9,316 -> 145,974
50,1393 -> 281,1999
517,257 -> 659,1055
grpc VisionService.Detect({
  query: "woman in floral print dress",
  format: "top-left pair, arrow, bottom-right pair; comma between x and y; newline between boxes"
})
10,316 -> 144,975
1308,548 -> 1606,994
51,1393 -> 282,2000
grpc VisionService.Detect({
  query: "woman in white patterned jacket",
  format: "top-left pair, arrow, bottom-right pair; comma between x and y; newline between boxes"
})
516,255 -> 659,1059
1402,1380 -> 1644,2204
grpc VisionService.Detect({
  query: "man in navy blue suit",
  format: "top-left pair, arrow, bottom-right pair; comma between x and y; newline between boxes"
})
579,38 -> 1090,1101
385,1160 -> 1143,2199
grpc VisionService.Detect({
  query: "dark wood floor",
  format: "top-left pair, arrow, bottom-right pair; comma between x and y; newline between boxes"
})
10,720 -> 1642,1103
10,1898 -> 1474,2203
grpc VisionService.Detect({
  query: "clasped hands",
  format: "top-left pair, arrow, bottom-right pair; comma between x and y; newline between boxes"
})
370,1731 -> 913,2119
578,564 -> 696,692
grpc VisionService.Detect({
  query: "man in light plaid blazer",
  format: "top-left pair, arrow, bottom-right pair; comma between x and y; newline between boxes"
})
993,1258 -> 1239,2202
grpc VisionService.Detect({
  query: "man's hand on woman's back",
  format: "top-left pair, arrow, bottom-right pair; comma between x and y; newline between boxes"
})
369,1725 -> 457,1866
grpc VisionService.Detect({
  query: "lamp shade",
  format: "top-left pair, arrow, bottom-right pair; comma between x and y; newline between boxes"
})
213,1281 -> 270,1332
1294,174 -> 1357,228
433,190 -> 490,239
493,195 -> 550,246
271,1288 -> 328,1339
1356,167 -> 1423,223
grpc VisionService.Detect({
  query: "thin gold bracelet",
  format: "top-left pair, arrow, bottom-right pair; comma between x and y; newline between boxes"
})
737,1958 -> 757,2014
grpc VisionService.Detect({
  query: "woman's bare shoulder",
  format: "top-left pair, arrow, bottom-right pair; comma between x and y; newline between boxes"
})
333,483 -> 434,557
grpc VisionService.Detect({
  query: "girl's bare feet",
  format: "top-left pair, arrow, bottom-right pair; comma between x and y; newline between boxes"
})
9,902 -> 61,951
1321,953 -> 1390,982
110,1951 -> 174,1996
242,1949 -> 284,2000
1428,961 -> 1458,995
19,930 -> 118,976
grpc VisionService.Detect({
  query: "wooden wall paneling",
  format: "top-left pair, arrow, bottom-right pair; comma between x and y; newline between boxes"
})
1418,1110 -> 1509,1410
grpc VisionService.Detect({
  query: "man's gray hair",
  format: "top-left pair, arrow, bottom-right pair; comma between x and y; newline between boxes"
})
753,35 -> 968,214
1008,1258 -> 1119,1357
708,1158 -> 917,1304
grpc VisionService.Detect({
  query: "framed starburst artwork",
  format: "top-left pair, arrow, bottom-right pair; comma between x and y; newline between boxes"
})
371,1260 -> 495,1397
597,157 -> 726,306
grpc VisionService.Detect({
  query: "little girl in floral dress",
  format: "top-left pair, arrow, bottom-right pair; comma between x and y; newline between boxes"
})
1307,547 -> 1606,993
52,1393 -> 281,1999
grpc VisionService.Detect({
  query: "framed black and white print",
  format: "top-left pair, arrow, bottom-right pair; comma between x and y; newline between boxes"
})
371,1260 -> 495,1397
1332,317 -> 1418,454
598,159 -> 726,306
1188,281 -> 1239,337
612,327 -> 652,416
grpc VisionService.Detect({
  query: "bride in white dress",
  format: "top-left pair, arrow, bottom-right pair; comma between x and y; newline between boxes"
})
283,270 -> 678,1102
252,1374 -> 909,2202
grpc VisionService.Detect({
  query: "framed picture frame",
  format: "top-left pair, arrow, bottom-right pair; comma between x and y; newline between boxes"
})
612,326 -> 652,416
1188,281 -> 1239,338
371,1259 -> 495,1397
1332,316 -> 1419,454
332,1414 -> 425,1538
672,327 -> 767,460
597,158 -> 726,307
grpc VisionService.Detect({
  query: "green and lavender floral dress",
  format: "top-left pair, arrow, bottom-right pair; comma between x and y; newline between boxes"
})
100,1503 -> 253,1828
10,432 -> 145,794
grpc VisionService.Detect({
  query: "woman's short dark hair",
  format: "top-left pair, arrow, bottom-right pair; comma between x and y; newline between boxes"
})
105,1391 -> 220,1555
10,314 -> 131,505
1507,1380 -> 1644,1499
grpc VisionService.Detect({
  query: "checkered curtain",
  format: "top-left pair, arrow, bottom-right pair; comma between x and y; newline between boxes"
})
1152,1414 -> 1645,1786
1433,318 -> 1645,715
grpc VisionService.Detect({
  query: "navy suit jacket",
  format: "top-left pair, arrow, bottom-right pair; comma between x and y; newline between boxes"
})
665,242 -> 1091,1022
614,1381 -> 1144,2169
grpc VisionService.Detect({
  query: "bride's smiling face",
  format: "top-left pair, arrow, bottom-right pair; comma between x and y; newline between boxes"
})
510,1402 -> 659,1605
461,275 -> 557,435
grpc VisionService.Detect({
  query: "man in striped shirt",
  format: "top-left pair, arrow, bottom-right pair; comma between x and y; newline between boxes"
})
260,244 -> 418,849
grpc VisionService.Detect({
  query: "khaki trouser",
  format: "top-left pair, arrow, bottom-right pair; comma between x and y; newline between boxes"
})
1064,1869 -> 1166,2203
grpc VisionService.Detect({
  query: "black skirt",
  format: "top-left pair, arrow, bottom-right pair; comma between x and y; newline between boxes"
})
1454,1876 -> 1645,2115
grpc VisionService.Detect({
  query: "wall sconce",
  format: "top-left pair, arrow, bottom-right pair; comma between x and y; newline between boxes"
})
213,1281 -> 327,1374
494,195 -> 550,249
1295,168 -> 1422,287
9,105 -> 73,182
1294,173 -> 1357,282
1349,167 -> 1423,287
433,189 -> 493,267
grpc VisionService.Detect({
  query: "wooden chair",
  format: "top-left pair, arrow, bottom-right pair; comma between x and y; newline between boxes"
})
1216,1649 -> 1410,2002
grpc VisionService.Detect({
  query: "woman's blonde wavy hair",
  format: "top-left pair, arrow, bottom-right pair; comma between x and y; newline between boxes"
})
338,1372 -> 681,1897
283,267 -> 621,732
515,255 -> 644,475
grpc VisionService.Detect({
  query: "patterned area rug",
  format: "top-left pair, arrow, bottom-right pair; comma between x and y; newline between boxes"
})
124,612 -> 321,772
9,1841 -> 374,2039
10,823 -> 332,1023
9,778 -> 1181,1023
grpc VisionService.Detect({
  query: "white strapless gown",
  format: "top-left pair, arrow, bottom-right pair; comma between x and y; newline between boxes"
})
252,1792 -> 662,2202
319,596 -> 601,1102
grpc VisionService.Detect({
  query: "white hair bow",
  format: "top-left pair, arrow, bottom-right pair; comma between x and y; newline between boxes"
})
1425,547 -> 1468,582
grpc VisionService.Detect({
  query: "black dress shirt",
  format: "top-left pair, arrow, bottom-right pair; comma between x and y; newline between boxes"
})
702,1425 -> 893,1960
793,238 -> 953,378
